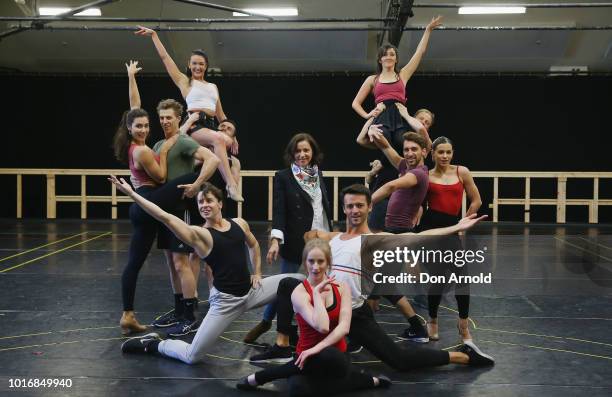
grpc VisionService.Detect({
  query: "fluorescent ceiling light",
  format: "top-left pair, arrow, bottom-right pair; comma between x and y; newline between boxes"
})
458,7 -> 526,14
233,7 -> 298,17
39,7 -> 102,16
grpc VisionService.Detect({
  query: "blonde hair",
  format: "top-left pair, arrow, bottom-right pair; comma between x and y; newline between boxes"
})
302,239 -> 332,272
415,108 -> 435,126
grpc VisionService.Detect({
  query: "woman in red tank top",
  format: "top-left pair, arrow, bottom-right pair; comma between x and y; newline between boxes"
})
237,239 -> 390,395
420,136 -> 482,342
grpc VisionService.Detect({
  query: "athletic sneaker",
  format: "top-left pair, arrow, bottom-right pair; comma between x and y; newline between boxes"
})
167,318 -> 202,337
398,325 -> 430,343
236,377 -> 258,391
376,375 -> 392,388
460,341 -> 495,366
249,344 -> 293,363
347,339 -> 363,354
152,311 -> 180,328
121,332 -> 161,354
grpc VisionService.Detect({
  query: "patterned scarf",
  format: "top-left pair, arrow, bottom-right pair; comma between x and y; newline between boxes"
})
291,162 -> 320,200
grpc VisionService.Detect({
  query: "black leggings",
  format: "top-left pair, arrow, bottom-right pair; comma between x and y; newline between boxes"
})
419,209 -> 470,319
254,347 -> 374,397
121,172 -> 198,311
276,277 -> 450,371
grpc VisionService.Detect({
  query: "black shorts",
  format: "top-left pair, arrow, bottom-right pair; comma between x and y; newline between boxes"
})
187,112 -> 218,135
157,198 -> 204,253
373,99 -> 411,150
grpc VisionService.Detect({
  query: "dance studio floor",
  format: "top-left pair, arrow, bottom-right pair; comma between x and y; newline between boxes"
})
0,219 -> 611,396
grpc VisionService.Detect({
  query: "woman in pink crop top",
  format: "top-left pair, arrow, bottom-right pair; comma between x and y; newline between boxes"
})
134,26 -> 243,202
352,16 -> 441,151
237,239 -> 390,394
419,136 -> 482,343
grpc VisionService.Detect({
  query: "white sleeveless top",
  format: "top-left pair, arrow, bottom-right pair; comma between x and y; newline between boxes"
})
185,80 -> 218,111
329,234 -> 366,309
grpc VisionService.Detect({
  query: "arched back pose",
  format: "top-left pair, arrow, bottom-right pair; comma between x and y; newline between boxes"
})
244,133 -> 332,345
135,26 -> 243,202
420,136 -> 482,342
114,180 -> 304,365
237,239 -> 390,395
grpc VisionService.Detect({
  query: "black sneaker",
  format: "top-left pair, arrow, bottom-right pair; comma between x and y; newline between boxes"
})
236,376 -> 258,391
460,341 -> 495,366
249,344 -> 293,363
121,332 -> 161,354
167,318 -> 202,337
398,325 -> 429,343
347,339 -> 363,354
152,310 -> 181,328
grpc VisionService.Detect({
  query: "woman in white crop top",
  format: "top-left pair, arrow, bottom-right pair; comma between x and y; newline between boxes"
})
135,26 -> 243,202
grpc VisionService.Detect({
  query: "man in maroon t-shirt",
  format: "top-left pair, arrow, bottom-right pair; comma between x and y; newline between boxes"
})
369,128 -> 429,233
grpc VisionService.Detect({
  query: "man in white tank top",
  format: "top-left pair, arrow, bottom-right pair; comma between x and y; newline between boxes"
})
252,184 -> 494,369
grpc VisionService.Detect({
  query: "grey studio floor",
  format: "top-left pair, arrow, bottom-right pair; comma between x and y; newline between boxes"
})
0,219 -> 611,397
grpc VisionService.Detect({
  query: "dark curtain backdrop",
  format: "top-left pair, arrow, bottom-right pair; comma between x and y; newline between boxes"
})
2,74 -> 611,222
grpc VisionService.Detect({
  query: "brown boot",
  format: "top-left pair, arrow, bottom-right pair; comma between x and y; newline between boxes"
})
120,311 -> 147,336
243,320 -> 272,343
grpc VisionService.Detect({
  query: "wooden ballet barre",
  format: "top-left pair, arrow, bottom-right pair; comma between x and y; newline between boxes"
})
1,169 -> 610,224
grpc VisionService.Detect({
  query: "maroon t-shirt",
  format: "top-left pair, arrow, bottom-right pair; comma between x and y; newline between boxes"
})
385,161 -> 429,229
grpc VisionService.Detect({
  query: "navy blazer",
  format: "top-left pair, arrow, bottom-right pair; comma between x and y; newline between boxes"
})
272,168 -> 333,264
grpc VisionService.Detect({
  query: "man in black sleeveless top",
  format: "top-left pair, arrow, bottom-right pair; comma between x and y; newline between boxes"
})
110,177 -> 304,364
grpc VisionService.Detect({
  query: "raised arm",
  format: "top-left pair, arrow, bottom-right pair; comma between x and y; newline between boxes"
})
294,281 -> 352,369
126,60 -> 142,109
234,218 -> 262,288
459,166 -> 482,216
371,170 -> 417,205
109,175 -> 212,257
399,16 -> 442,82
134,26 -> 191,95
395,103 -> 432,152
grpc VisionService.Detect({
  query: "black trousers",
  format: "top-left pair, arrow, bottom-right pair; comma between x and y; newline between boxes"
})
121,172 -> 198,311
254,347 -> 375,397
276,277 -> 450,371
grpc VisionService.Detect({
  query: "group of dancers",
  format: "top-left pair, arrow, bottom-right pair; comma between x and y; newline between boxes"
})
111,15 -> 493,396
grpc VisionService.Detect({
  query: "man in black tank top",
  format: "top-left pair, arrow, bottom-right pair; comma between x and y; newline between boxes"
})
110,177 -> 304,364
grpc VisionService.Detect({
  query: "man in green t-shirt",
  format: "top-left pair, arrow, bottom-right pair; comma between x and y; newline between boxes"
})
152,99 -> 219,336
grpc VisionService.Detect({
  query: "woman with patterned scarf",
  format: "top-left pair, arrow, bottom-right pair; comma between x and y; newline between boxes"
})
243,134 -> 333,357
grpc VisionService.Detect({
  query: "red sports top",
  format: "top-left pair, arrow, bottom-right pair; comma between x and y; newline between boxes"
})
427,166 -> 464,216
373,76 -> 406,104
295,279 -> 347,354
128,144 -> 159,189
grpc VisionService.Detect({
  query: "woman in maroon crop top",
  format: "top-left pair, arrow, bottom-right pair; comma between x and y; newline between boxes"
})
352,16 -> 441,152
237,239 -> 390,395
420,136 -> 482,342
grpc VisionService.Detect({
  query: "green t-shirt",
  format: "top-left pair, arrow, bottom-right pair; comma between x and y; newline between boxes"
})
153,134 -> 200,181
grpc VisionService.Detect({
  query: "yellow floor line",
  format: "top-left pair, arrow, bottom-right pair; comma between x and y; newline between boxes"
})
0,232 -> 87,263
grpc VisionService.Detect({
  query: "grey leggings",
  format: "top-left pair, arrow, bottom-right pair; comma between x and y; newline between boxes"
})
158,273 -> 304,364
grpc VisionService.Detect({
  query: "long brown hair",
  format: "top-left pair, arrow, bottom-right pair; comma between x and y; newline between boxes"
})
112,108 -> 149,164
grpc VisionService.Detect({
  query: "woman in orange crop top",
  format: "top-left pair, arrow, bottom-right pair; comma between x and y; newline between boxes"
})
237,239 -> 390,395
134,26 -> 243,202
420,136 -> 482,342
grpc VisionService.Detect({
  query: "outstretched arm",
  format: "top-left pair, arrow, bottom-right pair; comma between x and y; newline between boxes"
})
126,60 -> 142,109
304,230 -> 340,242
134,26 -> 190,94
412,213 -> 487,236
399,16 -> 442,82
108,175 -> 212,256
371,171 -> 417,205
